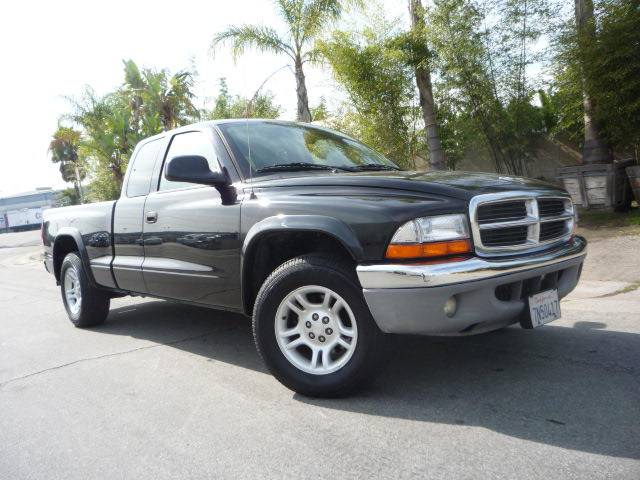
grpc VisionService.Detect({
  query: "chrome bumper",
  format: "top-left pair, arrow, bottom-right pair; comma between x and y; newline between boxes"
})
357,236 -> 587,336
357,235 -> 587,289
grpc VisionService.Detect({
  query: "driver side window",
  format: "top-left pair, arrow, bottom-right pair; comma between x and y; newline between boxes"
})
159,131 -> 220,191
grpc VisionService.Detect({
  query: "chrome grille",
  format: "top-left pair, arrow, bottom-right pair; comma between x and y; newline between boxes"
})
538,198 -> 565,218
481,225 -> 528,247
469,192 -> 574,256
477,201 -> 527,224
540,220 -> 566,241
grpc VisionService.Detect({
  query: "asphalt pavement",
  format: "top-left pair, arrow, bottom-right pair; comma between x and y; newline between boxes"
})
1,230 -> 639,479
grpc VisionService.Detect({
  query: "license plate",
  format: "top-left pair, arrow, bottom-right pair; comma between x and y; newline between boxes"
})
527,289 -> 561,328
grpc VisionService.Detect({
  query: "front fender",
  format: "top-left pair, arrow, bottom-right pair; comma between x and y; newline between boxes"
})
240,215 -> 365,315
242,215 -> 364,261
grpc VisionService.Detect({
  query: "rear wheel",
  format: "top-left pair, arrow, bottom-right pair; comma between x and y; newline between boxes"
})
60,253 -> 110,328
253,255 -> 387,397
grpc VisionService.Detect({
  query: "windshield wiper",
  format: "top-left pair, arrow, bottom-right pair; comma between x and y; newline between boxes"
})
351,164 -> 401,171
255,162 -> 353,173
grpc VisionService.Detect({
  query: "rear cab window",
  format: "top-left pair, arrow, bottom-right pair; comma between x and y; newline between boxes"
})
126,139 -> 162,197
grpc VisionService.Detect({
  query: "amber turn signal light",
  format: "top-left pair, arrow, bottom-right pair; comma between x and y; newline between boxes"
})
385,239 -> 472,259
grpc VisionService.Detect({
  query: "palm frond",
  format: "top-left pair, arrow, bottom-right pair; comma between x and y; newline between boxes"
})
301,0 -> 342,42
302,47 -> 325,65
275,0 -> 304,49
275,0 -> 300,31
211,25 -> 295,60
122,59 -> 145,91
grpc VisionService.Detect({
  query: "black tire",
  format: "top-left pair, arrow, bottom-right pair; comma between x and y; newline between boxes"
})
60,252 -> 110,328
253,255 -> 387,398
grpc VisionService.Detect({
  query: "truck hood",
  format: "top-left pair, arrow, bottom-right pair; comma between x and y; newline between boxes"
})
249,170 -> 565,201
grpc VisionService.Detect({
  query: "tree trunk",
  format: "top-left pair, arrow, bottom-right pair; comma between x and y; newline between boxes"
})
111,163 -> 125,191
294,57 -> 312,123
575,0 -> 612,164
73,164 -> 85,204
410,0 -> 446,171
73,182 -> 81,204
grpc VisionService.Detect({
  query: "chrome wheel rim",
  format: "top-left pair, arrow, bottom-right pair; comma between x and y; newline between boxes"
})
275,285 -> 358,375
64,267 -> 82,316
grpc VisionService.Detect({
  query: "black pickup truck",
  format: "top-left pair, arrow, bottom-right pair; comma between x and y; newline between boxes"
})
43,120 -> 587,397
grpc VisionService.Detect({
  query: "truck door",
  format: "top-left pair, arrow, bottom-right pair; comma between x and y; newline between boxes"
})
141,129 -> 242,309
112,137 -> 163,293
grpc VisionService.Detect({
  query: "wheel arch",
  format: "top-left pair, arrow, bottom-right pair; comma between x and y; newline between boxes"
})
52,228 -> 96,286
241,215 -> 364,315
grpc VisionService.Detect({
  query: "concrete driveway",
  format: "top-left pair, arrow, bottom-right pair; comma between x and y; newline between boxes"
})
1,230 -> 638,479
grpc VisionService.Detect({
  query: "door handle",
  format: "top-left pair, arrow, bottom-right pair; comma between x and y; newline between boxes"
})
145,211 -> 158,223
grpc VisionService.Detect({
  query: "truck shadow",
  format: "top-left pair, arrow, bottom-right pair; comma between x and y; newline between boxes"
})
101,299 -> 640,460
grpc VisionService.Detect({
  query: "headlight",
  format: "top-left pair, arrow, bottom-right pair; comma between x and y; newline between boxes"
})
386,214 -> 472,259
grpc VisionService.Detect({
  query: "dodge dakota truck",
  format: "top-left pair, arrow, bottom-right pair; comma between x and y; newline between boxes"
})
43,120 -> 587,397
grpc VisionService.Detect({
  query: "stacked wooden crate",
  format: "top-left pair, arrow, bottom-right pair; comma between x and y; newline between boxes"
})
557,159 -> 634,210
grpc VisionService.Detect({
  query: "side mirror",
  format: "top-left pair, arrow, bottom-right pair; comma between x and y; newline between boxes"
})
165,155 -> 229,187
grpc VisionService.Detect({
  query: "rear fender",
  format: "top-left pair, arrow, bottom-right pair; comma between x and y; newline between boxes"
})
52,227 -> 98,287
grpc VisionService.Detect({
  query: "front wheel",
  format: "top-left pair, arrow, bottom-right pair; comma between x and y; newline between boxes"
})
60,253 -> 110,328
253,255 -> 387,397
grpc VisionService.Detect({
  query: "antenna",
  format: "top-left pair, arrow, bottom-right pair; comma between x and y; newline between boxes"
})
243,64 -> 289,200
241,60 -> 256,199
245,114 -> 255,198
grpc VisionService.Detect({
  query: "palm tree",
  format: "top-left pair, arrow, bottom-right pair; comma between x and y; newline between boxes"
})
409,0 -> 445,170
212,0 -> 343,122
574,0 -> 611,164
69,89 -> 137,191
49,127 -> 85,203
122,59 -> 199,132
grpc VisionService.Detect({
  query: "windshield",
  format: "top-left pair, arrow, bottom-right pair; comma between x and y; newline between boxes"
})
217,121 -> 400,178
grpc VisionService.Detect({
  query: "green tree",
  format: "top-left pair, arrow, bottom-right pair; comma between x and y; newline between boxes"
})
590,0 -> 640,156
211,0 -> 344,122
122,59 -> 198,132
65,60 -> 199,200
427,0 -> 550,175
319,28 -> 420,167
56,187 -> 80,207
48,126 -> 86,202
69,88 -> 138,191
207,78 -> 281,119
210,78 -> 233,119
310,97 -> 329,122
573,0 -> 612,164
552,0 -> 640,159
408,0 -> 445,170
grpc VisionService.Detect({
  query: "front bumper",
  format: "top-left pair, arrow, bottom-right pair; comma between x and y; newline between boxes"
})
357,235 -> 587,335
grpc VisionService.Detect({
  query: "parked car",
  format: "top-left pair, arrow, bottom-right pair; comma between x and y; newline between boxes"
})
43,120 -> 587,397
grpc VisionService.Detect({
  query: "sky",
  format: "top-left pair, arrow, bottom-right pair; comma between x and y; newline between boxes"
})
0,0 -> 406,197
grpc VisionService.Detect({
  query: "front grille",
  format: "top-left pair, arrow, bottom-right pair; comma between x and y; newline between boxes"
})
477,201 -> 527,224
481,225 -> 528,246
538,198 -> 566,218
540,220 -> 566,241
470,194 -> 573,255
